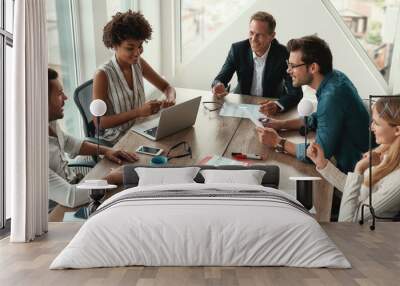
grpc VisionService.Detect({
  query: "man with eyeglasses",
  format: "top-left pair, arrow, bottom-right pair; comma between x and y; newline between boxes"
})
256,35 -> 370,220
211,11 -> 302,116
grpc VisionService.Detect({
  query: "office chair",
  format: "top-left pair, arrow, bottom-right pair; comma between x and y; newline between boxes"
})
73,79 -> 113,161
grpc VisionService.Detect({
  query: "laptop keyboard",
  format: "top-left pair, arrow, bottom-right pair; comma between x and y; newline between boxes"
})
144,126 -> 158,137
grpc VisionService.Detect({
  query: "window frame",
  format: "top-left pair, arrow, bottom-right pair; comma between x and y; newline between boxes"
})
48,0 -> 82,138
321,0 -> 390,93
1,0 -> 14,231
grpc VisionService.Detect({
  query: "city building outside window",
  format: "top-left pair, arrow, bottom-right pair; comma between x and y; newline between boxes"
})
331,0 -> 400,83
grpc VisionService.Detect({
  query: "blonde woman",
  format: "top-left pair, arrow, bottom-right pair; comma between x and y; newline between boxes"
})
307,97 -> 400,222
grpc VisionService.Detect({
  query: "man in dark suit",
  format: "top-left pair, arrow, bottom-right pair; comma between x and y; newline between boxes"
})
211,11 -> 302,115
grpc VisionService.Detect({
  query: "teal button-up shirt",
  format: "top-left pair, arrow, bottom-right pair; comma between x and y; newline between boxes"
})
296,70 -> 370,173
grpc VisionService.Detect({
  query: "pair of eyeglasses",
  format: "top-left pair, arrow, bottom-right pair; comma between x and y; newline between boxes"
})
286,60 -> 307,70
202,101 -> 223,112
166,141 -> 192,160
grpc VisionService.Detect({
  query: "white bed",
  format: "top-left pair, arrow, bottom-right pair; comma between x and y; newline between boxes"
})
50,183 -> 351,269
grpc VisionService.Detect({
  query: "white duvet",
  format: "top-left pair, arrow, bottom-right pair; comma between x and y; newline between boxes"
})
50,183 -> 351,269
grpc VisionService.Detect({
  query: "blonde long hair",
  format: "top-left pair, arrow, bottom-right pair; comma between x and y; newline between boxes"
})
364,97 -> 400,187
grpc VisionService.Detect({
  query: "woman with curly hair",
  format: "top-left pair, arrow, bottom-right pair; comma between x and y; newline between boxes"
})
93,10 -> 176,144
307,97 -> 400,222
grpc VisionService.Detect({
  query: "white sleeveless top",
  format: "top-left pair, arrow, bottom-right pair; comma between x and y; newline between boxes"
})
98,55 -> 145,143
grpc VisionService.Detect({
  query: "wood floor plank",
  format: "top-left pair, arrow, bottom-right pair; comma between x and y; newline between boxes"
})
1,222 -> 399,286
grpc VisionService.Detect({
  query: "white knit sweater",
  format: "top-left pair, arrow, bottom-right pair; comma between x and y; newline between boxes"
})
317,161 -> 400,222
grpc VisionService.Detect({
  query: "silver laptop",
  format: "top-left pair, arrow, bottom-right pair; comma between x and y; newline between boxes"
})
131,96 -> 201,141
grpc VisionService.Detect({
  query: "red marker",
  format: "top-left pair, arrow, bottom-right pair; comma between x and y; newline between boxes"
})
232,152 -> 262,160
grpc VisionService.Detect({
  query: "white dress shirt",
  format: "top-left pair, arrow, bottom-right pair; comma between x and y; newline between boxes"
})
48,121 -> 89,208
250,47 -> 284,111
250,48 -> 269,97
317,160 -> 400,222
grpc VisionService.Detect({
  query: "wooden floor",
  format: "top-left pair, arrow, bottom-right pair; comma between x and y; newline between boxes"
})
0,222 -> 399,286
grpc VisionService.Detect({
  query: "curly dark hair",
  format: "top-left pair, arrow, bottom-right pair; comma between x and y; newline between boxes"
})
103,10 -> 152,48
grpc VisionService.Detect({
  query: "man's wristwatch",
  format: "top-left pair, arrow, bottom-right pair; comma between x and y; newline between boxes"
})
275,138 -> 287,153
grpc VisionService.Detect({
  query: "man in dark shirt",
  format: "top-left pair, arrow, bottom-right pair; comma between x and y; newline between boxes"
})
256,36 -> 370,221
256,35 -> 370,174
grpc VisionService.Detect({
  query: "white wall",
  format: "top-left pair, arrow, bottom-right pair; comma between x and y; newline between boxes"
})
172,0 -> 389,98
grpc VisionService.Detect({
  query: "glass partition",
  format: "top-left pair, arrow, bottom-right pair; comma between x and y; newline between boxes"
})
180,0 -> 255,62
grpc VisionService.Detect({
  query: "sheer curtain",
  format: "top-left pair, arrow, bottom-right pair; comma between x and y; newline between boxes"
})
7,0 -> 48,242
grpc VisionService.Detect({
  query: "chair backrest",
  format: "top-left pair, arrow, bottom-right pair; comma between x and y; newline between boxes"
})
73,79 -> 95,137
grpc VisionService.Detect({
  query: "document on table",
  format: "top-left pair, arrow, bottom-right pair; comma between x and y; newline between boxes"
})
198,155 -> 249,166
219,102 -> 266,127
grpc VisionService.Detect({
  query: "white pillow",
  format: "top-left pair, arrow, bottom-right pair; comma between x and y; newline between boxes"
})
200,169 -> 266,185
136,167 -> 201,186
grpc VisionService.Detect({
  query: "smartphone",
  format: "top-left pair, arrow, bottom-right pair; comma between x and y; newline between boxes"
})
136,145 -> 163,156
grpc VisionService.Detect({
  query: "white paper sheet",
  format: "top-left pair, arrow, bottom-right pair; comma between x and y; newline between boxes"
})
202,155 -> 248,166
219,102 -> 266,127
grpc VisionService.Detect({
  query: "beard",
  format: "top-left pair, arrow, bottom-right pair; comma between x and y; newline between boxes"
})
48,110 -> 64,122
293,73 -> 313,87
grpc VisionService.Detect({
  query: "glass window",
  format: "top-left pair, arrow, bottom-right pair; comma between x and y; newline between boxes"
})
5,43 -> 11,220
0,38 -> 3,228
106,0 -> 135,20
1,0 -> 14,225
181,0 -> 255,62
5,0 -> 14,33
331,0 -> 400,83
47,0 -> 81,139
1,0 -> 14,230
